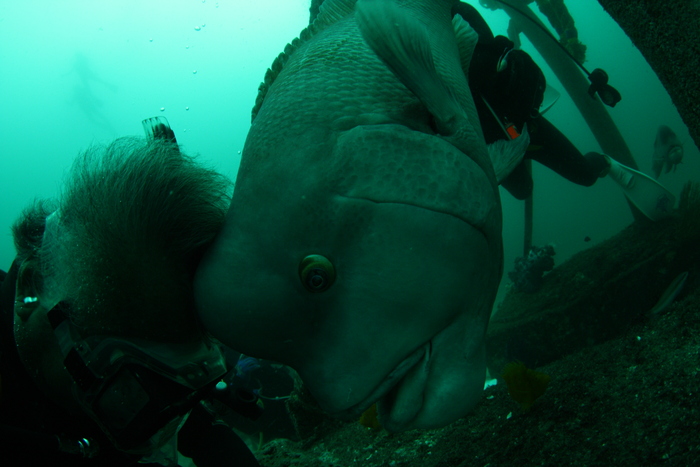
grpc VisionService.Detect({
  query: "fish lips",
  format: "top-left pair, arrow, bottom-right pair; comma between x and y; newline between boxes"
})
328,341 -> 431,428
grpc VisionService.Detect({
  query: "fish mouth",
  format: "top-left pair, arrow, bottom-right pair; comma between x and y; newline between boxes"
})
330,342 -> 431,422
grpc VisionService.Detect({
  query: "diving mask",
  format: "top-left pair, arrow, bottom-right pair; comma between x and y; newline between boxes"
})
46,301 -> 227,453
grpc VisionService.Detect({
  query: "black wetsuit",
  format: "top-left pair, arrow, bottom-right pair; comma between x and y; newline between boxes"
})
0,260 -> 261,467
0,260 -> 153,465
453,2 -> 608,200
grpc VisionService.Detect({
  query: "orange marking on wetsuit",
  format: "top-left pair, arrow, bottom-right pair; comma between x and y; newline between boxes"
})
506,124 -> 521,140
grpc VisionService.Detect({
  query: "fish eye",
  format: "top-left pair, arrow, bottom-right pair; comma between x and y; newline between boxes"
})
299,255 -> 335,293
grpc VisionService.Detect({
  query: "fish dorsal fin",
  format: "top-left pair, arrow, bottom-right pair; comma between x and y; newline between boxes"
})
251,0 -> 358,122
452,14 -> 479,79
314,0 -> 357,29
251,36 -> 304,122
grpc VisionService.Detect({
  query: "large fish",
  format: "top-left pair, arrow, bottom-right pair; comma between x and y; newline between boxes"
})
652,124 -> 683,179
194,0 -> 526,432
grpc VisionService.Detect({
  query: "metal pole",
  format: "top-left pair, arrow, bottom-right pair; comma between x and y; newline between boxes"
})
523,160 -> 533,256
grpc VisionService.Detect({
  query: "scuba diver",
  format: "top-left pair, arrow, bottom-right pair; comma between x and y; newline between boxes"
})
453,1 -> 675,221
68,53 -> 119,135
452,1 -> 611,200
0,118 -> 262,466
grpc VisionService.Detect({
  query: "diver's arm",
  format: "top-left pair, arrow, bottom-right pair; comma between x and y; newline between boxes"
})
527,116 -> 606,186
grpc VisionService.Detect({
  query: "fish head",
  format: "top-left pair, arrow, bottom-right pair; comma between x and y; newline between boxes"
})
194,122 -> 502,432
666,145 -> 683,171
654,125 -> 684,174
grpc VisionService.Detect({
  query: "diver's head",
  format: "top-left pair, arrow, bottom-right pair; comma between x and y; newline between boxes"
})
11,137 -> 231,455
493,48 -> 546,127
35,138 -> 231,342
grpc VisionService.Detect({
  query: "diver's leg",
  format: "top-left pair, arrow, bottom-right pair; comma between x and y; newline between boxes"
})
501,161 -> 533,200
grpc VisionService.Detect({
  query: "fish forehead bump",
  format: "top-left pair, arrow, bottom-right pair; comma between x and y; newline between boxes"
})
323,124 -> 500,234
248,0 -> 481,168
241,0 -> 496,227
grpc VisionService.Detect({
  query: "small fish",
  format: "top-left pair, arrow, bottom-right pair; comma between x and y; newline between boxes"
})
652,125 -> 683,179
648,271 -> 688,315
234,354 -> 261,382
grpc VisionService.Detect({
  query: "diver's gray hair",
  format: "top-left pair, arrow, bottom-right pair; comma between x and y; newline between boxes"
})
12,137 -> 232,342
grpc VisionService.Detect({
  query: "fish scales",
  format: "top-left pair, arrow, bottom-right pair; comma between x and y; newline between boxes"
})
240,8 -> 498,236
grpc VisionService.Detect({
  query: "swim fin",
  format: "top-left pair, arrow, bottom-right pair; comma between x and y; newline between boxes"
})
604,155 -> 675,221
142,116 -> 178,145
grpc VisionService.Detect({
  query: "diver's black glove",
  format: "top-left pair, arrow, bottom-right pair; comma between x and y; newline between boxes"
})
584,152 -> 611,178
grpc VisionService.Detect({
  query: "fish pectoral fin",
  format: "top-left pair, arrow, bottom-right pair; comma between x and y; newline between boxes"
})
452,14 -> 479,78
355,0 -> 462,135
488,126 -> 530,184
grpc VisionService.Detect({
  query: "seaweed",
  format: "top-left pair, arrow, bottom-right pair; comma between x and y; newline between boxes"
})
507,244 -> 556,293
501,361 -> 550,411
